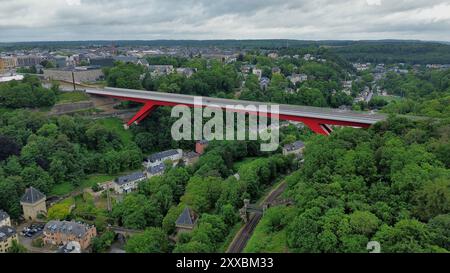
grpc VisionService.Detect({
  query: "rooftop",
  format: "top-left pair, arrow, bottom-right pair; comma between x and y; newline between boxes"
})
283,140 -> 305,152
184,151 -> 199,159
20,186 -> 46,204
0,226 -> 16,242
175,207 -> 197,227
115,172 -> 146,186
0,210 -> 9,222
147,162 -> 166,175
44,220 -> 93,238
147,149 -> 180,163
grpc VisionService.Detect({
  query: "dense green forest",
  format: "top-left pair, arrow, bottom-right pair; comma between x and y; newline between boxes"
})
331,41 -> 450,64
121,140 -> 295,253
380,69 -> 450,118
0,108 -> 142,218
0,75 -> 57,108
251,116 -> 449,253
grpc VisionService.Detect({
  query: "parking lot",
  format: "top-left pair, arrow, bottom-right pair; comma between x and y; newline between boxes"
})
20,223 -> 44,239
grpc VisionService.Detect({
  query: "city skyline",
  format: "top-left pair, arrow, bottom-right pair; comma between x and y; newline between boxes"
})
1,0 -> 450,42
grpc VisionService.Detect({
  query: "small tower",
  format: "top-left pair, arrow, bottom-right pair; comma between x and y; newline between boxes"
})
195,140 -> 209,155
20,187 -> 47,221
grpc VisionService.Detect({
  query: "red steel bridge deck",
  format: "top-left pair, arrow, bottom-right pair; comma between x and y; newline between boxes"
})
86,87 -> 387,135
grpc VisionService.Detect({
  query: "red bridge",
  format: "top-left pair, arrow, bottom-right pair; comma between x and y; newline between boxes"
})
86,87 -> 386,135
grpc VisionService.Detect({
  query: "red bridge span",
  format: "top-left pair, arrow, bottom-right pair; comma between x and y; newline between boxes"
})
86,87 -> 386,135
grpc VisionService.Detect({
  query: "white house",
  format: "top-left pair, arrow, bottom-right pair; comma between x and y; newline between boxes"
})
113,172 -> 146,194
144,149 -> 183,168
282,140 -> 305,157
0,210 -> 11,227
252,68 -> 262,79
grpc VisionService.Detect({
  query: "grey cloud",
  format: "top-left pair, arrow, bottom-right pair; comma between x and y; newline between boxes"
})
0,0 -> 449,41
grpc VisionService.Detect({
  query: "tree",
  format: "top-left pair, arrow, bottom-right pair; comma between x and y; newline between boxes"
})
0,135 -> 20,161
414,178 -> 450,221
287,209 -> 321,253
428,214 -> 450,250
125,228 -> 168,253
112,194 -> 162,229
181,176 -> 223,213
349,211 -> 380,236
92,231 -> 116,253
373,220 -> 436,253
8,240 -> 27,253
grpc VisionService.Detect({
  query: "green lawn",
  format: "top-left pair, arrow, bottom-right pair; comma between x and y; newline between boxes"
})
57,91 -> 90,103
49,174 -> 116,197
49,182 -> 75,196
79,174 -> 116,189
244,226 -> 288,253
97,117 -> 133,145
232,157 -> 258,172
373,95 -> 402,103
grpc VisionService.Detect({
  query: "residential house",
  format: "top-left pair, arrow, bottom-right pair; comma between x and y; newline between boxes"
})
113,172 -> 146,194
304,54 -> 315,61
282,140 -> 305,157
0,226 -> 18,253
183,151 -> 200,166
268,52 -> 278,59
146,163 -> 166,178
241,64 -> 255,74
288,73 -> 307,85
145,149 -> 183,167
43,220 -> 97,251
148,65 -> 174,76
20,187 -> 47,221
271,67 -> 281,74
113,56 -> 149,67
260,77 -> 270,90
252,68 -> 262,79
176,67 -> 196,78
175,207 -> 198,233
0,210 -> 11,227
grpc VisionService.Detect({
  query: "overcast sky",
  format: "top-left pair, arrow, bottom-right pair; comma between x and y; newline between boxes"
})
0,0 -> 449,42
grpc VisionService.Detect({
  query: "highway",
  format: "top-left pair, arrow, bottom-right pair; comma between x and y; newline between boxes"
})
86,87 -> 387,125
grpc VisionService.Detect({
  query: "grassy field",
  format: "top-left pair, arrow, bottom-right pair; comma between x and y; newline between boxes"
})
232,157 -> 258,172
97,117 -> 133,145
57,91 -> 90,103
374,95 -> 402,103
244,226 -> 288,253
47,197 -> 75,220
49,174 -> 116,196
